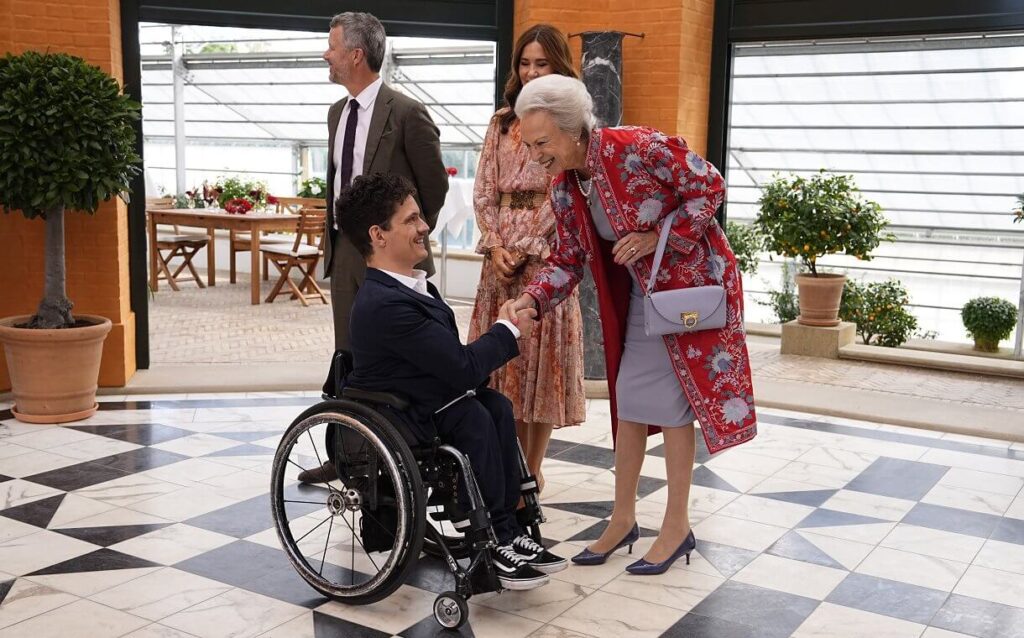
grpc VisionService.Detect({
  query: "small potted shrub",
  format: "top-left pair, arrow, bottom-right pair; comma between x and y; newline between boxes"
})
961,297 -> 1018,352
0,51 -> 141,423
839,278 -> 918,347
298,177 -> 327,199
756,171 -> 891,326
725,220 -> 762,276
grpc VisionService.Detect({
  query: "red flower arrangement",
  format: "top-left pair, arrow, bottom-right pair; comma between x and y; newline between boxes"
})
446,166 -> 458,177
224,198 -> 253,214
266,194 -> 279,205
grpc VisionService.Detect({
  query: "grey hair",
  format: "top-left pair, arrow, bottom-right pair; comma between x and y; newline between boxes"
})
329,12 -> 386,73
514,75 -> 597,135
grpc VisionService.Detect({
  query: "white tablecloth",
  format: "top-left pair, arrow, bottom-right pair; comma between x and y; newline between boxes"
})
433,177 -> 474,238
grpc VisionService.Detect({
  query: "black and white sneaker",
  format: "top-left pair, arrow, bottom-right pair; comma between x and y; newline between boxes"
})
512,534 -> 568,574
492,544 -> 550,590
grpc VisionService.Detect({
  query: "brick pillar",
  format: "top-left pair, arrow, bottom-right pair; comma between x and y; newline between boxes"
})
0,0 -> 136,390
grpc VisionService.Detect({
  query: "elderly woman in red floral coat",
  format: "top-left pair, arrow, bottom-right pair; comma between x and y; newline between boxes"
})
509,75 -> 757,575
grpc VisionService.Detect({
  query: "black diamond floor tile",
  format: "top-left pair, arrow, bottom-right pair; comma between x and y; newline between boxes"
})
91,448 -> 190,474
54,523 -> 170,547
244,565 -> 330,608
399,613 -> 474,638
25,462 -> 129,492
766,531 -> 847,571
691,465 -> 740,493
826,573 -> 948,624
689,581 -> 818,638
567,518 -> 659,543
175,540 -> 288,589
846,458 -> 949,501
930,594 -> 1024,638
28,548 -> 161,576
662,611 -> 767,638
755,489 -> 838,508
548,442 -> 615,470
694,540 -> 760,579
204,443 -> 275,457
797,508 -> 888,529
901,503 -> 1001,539
312,611 -> 392,638
0,579 -> 14,605
545,500 -> 615,520
68,423 -> 193,446
0,494 -> 65,528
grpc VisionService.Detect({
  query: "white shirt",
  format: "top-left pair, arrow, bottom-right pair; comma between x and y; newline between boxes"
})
377,268 -> 521,339
333,76 -> 384,203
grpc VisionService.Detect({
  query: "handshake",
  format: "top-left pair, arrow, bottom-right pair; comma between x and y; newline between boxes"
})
498,294 -> 539,340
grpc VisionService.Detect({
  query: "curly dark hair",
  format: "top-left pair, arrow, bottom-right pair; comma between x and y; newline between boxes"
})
336,173 -> 417,258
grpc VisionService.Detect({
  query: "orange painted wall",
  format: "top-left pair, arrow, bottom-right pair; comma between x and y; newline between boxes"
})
513,0 -> 716,155
0,0 -> 136,390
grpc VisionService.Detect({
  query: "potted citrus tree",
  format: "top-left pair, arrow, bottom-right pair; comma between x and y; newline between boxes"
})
756,171 -> 891,326
961,297 -> 1017,352
0,51 -> 141,423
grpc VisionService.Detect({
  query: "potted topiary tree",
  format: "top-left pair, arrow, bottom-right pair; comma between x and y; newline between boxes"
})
0,51 -> 141,423
756,170 -> 891,326
961,297 -> 1018,352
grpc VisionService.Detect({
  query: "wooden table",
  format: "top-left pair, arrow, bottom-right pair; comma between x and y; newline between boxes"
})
147,207 -> 301,305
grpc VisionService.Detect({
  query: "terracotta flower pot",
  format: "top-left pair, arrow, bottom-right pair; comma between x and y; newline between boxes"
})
0,314 -> 112,423
795,273 -> 846,327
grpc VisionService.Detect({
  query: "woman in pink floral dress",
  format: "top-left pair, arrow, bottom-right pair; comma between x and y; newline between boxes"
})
469,24 -> 585,492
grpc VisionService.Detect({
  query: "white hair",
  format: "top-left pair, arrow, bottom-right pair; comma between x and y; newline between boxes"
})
514,75 -> 597,135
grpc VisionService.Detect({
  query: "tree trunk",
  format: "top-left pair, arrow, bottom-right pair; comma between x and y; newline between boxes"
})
29,205 -> 74,329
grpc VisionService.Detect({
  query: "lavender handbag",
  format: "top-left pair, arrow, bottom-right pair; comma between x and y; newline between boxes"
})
642,211 -> 727,337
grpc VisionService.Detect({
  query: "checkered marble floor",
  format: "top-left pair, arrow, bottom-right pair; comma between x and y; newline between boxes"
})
1,395 -> 1023,638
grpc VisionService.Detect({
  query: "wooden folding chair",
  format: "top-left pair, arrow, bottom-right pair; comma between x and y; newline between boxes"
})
154,228 -> 209,291
260,208 -> 328,305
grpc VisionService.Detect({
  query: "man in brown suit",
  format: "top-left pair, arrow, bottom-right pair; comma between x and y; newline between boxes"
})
323,11 -> 448,353
302,12 -> 448,484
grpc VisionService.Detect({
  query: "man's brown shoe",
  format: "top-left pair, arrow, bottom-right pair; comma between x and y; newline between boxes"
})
297,460 -> 337,484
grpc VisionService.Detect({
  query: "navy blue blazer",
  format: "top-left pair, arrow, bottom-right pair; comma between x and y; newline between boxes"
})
347,268 -> 520,442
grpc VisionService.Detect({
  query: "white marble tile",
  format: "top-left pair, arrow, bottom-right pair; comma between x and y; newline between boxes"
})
601,566 -> 724,613
734,435 -> 815,462
941,432 -> 1013,448
46,493 -> 119,528
9,426 -> 96,451
706,467 -> 769,493
159,589 -> 306,638
198,469 -> 269,501
49,436 -> 141,462
0,598 -> 149,638
0,441 -> 32,461
705,449 -> 792,477
545,485 -> 613,505
692,513 -> 789,552
111,524 -> 236,565
152,434 -> 242,458
800,521 -> 896,545
191,407 -> 302,424
26,568 -> 159,598
0,529 -> 98,576
0,479 -> 61,511
919,629 -> 975,638
831,436 -> 930,462
953,564 -> 1024,609
792,602 -> 926,638
73,409 -> 197,427
770,460 -> 861,489
123,623 -> 205,638
0,579 -> 78,631
921,484 -> 1015,516
937,467 -> 1024,496
533,507 -> 603,544
91,567 -> 234,621
919,448 -> 1024,479
95,395 -> 129,403
732,553 -> 847,599
684,485 -> 739,514
73,474 -> 185,507
547,542 -> 636,589
796,530 -> 875,571
50,506 -> 171,530
541,459 -> 608,488
315,584 -> 437,634
475,580 -> 593,625
749,476 -> 835,497
464,602 -> 544,637
974,538 -> 1024,576
1007,494 -> 1024,521
856,546 -> 968,591
0,449 -> 81,478
550,590 -> 682,638
254,614 -> 314,638
796,447 -> 878,473
716,494 -> 815,528
1,516 -> 45,545
140,458 -> 243,488
821,490 -> 917,522
126,485 -> 239,521
880,524 -> 986,563
528,624 -> 600,638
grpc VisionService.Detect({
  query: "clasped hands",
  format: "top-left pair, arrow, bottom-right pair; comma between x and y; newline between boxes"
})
498,297 -> 537,340
489,246 -> 527,285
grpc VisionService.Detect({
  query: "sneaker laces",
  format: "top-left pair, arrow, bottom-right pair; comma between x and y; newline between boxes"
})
496,544 -> 528,565
513,535 -> 544,554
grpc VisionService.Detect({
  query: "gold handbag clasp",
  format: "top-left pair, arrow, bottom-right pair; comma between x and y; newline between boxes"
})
681,311 -> 699,328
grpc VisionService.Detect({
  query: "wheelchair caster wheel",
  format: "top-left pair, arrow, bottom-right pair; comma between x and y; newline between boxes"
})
433,591 -> 468,629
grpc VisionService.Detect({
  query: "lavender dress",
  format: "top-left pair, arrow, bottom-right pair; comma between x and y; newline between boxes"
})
584,182 -> 695,428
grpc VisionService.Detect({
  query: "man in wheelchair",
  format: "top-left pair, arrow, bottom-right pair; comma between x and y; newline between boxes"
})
331,173 -> 565,590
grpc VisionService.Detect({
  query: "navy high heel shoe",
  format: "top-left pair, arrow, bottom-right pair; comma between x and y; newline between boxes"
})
570,523 -> 640,566
625,529 -> 695,575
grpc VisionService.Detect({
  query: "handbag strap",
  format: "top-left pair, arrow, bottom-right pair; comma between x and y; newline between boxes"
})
645,212 -> 713,296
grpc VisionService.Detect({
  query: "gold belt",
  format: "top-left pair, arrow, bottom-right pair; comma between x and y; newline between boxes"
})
499,191 -> 547,209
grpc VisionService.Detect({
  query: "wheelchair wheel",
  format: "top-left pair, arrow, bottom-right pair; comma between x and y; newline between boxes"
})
270,400 -> 425,605
433,591 -> 468,629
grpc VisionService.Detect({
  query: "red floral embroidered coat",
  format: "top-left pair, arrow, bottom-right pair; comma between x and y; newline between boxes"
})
524,127 -> 757,453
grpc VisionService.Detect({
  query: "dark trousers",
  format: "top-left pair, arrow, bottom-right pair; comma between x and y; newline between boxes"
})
434,387 -> 522,544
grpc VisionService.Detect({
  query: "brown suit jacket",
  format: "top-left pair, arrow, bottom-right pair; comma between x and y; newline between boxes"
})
325,83 -> 448,277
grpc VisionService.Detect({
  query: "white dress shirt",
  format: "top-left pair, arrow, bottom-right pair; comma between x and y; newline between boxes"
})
377,268 -> 520,339
333,76 -> 384,201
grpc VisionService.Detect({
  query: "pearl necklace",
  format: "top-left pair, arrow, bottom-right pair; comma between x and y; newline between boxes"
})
574,170 -> 592,197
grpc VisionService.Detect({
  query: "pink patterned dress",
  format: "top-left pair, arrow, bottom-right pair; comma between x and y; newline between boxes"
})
468,110 -> 586,427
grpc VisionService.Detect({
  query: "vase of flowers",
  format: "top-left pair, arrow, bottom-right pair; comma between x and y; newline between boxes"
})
214,176 -> 267,214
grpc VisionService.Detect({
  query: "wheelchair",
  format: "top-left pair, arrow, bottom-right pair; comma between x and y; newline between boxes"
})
269,356 -> 546,630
